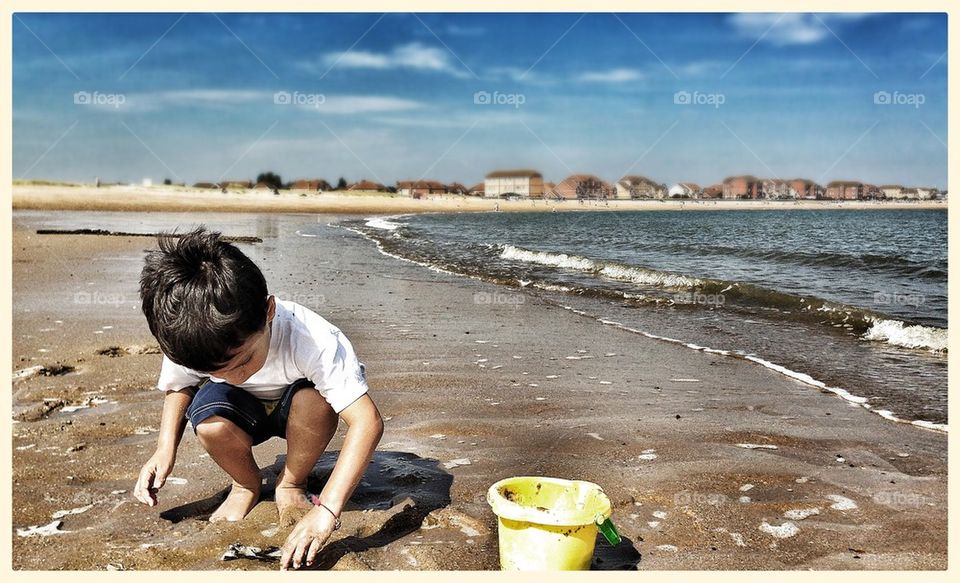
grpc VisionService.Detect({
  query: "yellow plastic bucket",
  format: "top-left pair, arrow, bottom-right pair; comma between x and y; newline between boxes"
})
486,476 -> 620,571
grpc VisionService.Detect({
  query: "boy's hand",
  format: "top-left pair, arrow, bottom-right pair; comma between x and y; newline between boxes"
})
134,449 -> 176,507
280,505 -> 338,570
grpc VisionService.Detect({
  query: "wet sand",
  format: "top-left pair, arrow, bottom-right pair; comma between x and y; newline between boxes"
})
11,211 -> 947,570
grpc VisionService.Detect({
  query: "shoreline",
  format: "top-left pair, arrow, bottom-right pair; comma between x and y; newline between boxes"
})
12,184 -> 948,215
345,222 -> 947,434
12,211 -> 947,570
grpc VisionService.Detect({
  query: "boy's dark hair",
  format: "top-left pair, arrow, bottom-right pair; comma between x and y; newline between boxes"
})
139,227 -> 268,372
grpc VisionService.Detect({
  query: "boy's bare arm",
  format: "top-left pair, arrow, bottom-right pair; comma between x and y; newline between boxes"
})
156,387 -> 195,454
280,394 -> 384,569
134,387 -> 195,506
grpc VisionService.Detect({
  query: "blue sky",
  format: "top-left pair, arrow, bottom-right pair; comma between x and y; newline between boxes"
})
13,12 -> 948,188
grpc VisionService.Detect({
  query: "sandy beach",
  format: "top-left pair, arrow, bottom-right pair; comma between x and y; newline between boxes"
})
11,211 -> 947,570
12,184 -> 948,215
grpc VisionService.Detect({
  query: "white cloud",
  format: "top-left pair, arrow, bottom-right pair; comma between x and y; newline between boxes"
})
309,95 -> 423,115
728,13 -> 874,46
484,66 -> 557,85
575,68 -> 644,83
118,90 -> 421,115
119,89 -> 269,112
321,42 -> 470,78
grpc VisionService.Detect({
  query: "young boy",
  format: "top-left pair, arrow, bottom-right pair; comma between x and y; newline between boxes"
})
133,227 -> 383,570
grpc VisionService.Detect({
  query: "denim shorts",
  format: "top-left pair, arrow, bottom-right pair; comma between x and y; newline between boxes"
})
185,378 -> 317,446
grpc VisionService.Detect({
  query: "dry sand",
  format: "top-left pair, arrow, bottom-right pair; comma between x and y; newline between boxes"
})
11,211 -> 947,570
12,184 -> 947,215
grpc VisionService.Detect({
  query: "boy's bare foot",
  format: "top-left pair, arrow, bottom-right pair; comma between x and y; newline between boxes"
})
210,483 -> 261,522
276,484 -> 313,527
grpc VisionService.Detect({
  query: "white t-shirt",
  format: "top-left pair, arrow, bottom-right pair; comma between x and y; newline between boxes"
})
156,299 -> 368,414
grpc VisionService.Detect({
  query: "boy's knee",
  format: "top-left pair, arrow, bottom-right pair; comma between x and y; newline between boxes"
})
288,388 -> 338,431
195,415 -> 250,442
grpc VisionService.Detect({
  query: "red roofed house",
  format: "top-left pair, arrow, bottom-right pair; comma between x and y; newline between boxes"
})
616,176 -> 666,199
702,184 -> 723,199
347,179 -> 386,192
722,175 -> 762,199
445,182 -> 468,195
397,180 -> 447,199
789,179 -> 822,200
825,181 -> 864,200
548,175 -> 615,199
467,182 -> 485,196
291,179 -> 332,192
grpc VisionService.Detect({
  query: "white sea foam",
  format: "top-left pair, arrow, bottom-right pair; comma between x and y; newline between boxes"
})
862,318 -> 947,352
598,264 -> 702,288
501,245 -> 595,270
364,217 -> 406,231
500,245 -> 701,288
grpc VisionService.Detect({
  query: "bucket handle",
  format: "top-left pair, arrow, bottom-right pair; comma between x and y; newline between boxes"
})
596,516 -> 621,545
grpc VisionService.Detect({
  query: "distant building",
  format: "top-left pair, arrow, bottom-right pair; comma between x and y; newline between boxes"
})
879,184 -> 905,199
253,181 -> 276,191
397,180 -> 447,198
291,179 -> 332,192
616,176 -> 666,199
916,187 -> 938,200
467,182 -> 485,196
789,179 -> 822,200
484,169 -> 544,198
548,175 -> 615,199
221,180 -> 253,190
445,182 -> 469,195
702,184 -> 723,199
761,179 -> 795,199
862,184 -> 882,199
347,179 -> 386,192
193,182 -> 220,189
825,181 -> 864,200
723,175 -> 762,199
668,182 -> 702,198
